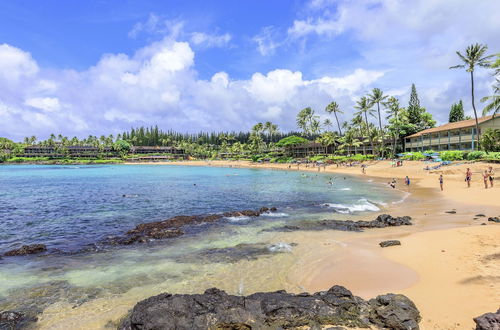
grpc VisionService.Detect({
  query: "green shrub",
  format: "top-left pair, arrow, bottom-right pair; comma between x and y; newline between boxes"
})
466,151 -> 486,160
440,150 -> 464,161
401,152 -> 425,160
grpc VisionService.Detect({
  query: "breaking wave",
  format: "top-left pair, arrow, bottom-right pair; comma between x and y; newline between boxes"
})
322,199 -> 380,213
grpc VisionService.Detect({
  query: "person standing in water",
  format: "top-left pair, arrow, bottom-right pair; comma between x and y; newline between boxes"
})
439,175 -> 444,191
465,168 -> 472,188
404,176 -> 410,186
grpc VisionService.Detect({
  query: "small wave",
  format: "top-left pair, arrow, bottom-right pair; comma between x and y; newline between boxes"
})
392,192 -> 410,204
323,199 -> 380,213
338,187 -> 351,191
267,242 -> 294,253
122,194 -> 139,198
225,216 -> 252,222
261,212 -> 289,218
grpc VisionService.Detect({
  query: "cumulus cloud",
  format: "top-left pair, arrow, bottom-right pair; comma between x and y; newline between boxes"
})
0,38 -> 387,140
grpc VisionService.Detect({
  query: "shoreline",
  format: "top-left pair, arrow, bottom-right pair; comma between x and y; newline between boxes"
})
124,159 -> 500,329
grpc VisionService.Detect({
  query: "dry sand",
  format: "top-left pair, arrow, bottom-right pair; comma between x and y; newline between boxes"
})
125,159 -> 500,329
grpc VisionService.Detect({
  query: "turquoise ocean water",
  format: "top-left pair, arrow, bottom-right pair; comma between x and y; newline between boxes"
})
0,165 -> 404,327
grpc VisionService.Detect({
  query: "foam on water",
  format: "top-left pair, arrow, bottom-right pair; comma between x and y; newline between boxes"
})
261,212 -> 289,217
338,187 -> 351,191
323,198 -> 380,213
225,216 -> 252,222
267,242 -> 294,253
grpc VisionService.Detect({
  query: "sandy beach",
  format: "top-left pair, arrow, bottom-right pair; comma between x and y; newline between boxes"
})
125,159 -> 500,329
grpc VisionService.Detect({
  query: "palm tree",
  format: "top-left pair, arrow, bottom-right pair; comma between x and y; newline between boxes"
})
252,123 -> 264,136
296,107 -> 318,136
354,96 -> 376,155
316,131 -> 338,154
323,119 -> 333,130
325,101 -> 344,135
481,79 -> 500,117
450,43 -> 494,150
368,88 -> 388,131
384,96 -> 403,156
264,121 -> 279,142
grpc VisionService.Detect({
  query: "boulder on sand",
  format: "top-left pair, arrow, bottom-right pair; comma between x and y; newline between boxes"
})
379,240 -> 401,248
120,285 -> 421,330
473,308 -> 500,330
488,217 -> 500,223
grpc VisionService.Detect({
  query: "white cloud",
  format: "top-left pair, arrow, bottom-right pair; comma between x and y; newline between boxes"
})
24,97 -> 61,112
0,39 -> 389,140
252,26 -> 282,56
190,32 -> 231,48
0,44 -> 38,82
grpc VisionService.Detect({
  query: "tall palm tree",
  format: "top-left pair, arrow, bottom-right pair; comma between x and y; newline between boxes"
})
368,88 -> 388,131
252,123 -> 264,137
450,43 -> 494,150
325,101 -> 344,135
354,96 -> 376,155
384,96 -> 403,156
296,107 -> 318,136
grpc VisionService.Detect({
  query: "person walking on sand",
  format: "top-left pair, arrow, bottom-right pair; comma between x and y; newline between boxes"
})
483,170 -> 489,189
465,168 -> 472,188
488,166 -> 494,188
439,175 -> 444,191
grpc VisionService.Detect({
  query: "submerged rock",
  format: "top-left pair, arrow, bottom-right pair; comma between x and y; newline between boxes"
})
119,285 -> 421,330
0,311 -> 24,328
271,214 -> 412,233
176,242 -> 296,264
473,308 -> 500,330
107,207 -> 278,246
379,240 -> 401,248
3,244 -> 47,257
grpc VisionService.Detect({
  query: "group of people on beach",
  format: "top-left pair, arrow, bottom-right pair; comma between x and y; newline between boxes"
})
438,166 -> 495,191
465,166 -> 495,189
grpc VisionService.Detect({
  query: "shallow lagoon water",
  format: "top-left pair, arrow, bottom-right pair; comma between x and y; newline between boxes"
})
0,165 -> 403,328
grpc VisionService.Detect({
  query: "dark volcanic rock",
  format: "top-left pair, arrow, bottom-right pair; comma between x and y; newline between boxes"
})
473,308 -> 500,330
4,244 -> 47,256
108,207 -> 278,246
120,285 -> 420,330
488,217 -> 500,223
0,311 -> 24,328
445,210 -> 457,214
271,214 -> 412,233
369,294 -> 421,330
475,214 -> 486,217
379,240 -> 401,247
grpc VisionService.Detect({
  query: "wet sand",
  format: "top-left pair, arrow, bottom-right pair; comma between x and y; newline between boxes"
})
124,160 -> 500,329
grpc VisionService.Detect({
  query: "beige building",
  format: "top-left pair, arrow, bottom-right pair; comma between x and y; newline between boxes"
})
404,115 -> 499,152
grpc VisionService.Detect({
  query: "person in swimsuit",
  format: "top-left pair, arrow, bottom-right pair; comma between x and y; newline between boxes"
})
488,166 -> 494,188
465,168 -> 472,188
439,175 -> 443,191
483,170 -> 489,189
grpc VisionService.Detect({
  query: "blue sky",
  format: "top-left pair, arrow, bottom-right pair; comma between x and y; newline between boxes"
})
0,0 -> 499,140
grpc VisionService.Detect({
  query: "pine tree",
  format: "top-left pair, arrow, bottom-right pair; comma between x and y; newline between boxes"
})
407,83 -> 421,125
448,100 -> 465,122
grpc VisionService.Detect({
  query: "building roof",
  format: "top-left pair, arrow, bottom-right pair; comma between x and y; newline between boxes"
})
406,115 -> 494,138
